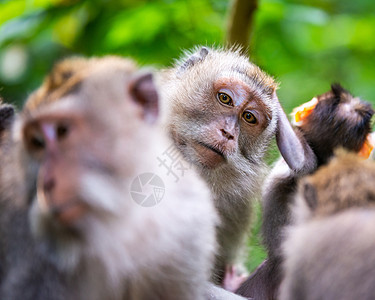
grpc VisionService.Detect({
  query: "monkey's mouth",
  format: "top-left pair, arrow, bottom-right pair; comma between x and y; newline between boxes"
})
37,176 -> 88,225
51,200 -> 88,225
40,195 -> 88,226
192,141 -> 226,168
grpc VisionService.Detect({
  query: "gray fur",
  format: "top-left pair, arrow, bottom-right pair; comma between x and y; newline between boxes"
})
280,209 -> 375,300
280,152 -> 375,300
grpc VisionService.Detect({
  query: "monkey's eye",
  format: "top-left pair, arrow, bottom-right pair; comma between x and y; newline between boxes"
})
24,126 -> 45,152
56,123 -> 70,140
242,111 -> 257,124
217,93 -> 233,106
29,135 -> 45,150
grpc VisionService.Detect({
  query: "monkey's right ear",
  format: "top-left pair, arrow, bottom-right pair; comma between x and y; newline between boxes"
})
129,71 -> 159,124
0,103 -> 15,132
274,92 -> 317,174
178,47 -> 210,73
301,181 -> 317,211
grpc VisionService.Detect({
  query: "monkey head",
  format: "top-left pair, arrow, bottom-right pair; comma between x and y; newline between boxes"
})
160,46 -> 313,174
292,84 -> 374,165
15,57 -> 160,270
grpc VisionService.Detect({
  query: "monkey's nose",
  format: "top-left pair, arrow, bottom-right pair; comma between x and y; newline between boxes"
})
24,119 -> 71,153
43,176 -> 56,193
220,128 -> 235,140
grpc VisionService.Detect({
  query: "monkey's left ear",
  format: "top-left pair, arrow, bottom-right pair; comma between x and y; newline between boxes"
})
129,71 -> 159,124
274,92 -> 317,174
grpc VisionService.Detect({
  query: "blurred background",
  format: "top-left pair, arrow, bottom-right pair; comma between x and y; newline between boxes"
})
0,0 -> 374,271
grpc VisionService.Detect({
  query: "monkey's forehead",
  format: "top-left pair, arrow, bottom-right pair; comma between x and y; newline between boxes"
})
176,47 -> 277,91
175,63 -> 277,99
24,56 -> 138,112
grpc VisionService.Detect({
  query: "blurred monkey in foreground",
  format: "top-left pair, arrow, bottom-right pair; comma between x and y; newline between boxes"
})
0,57 -> 247,300
158,46 -> 315,286
280,151 -> 375,300
237,84 -> 374,299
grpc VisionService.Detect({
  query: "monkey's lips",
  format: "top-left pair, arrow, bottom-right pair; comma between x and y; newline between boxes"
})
192,142 -> 225,168
50,200 -> 88,225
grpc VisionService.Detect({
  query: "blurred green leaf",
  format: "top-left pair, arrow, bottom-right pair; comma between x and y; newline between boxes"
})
104,5 -> 168,48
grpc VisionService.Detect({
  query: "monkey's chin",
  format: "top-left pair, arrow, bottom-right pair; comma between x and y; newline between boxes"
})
192,142 -> 225,169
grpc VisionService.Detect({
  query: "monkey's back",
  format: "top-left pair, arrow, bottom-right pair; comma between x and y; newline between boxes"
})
280,208 -> 375,300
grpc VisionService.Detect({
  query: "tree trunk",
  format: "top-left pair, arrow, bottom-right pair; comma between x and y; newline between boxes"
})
226,0 -> 258,54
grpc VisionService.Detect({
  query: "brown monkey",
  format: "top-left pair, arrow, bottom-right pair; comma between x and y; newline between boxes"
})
236,84 -> 374,299
280,151 -> 375,300
0,56 -> 230,300
158,46 -> 316,286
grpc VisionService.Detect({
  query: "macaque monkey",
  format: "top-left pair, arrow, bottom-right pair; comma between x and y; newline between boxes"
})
236,84 -> 374,299
0,56 -> 244,300
158,46 -> 316,285
280,151 -> 375,300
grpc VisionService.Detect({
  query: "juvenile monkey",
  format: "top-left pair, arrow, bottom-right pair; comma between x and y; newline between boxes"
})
0,57 -> 230,300
236,84 -> 374,299
280,151 -> 375,300
158,46 -> 315,285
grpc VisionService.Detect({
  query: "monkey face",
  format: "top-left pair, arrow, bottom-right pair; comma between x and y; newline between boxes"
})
21,101 -> 117,229
166,48 -> 278,170
19,69 -> 157,233
15,75 -> 158,272
16,58 -> 159,236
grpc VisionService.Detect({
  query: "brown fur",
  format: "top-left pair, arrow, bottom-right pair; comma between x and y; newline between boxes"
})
280,151 -> 375,300
302,151 -> 375,216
